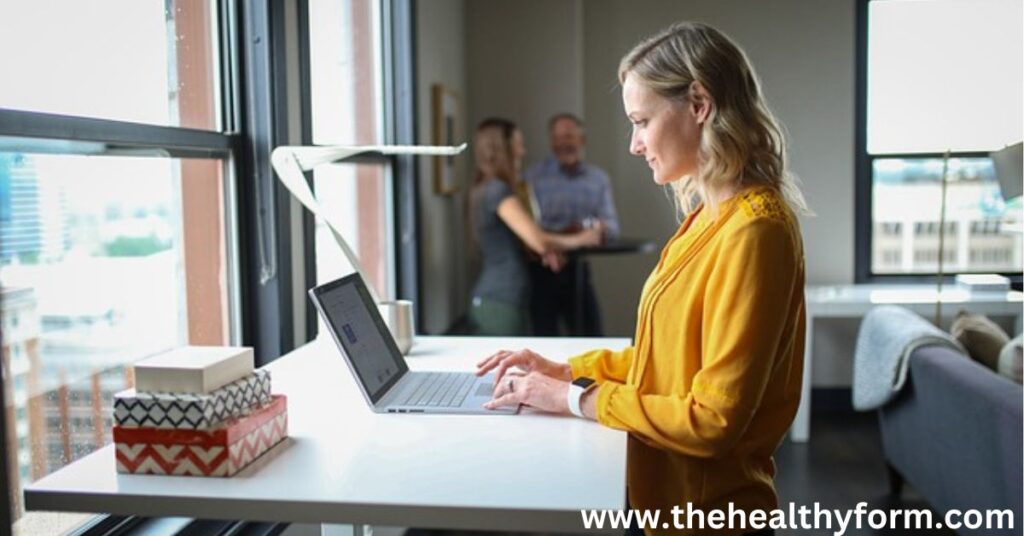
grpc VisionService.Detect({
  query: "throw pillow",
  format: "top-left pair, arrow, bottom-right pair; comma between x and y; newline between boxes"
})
950,310 -> 1010,371
998,334 -> 1023,384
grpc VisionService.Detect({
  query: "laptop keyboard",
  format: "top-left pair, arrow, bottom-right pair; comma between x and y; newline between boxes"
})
399,372 -> 479,408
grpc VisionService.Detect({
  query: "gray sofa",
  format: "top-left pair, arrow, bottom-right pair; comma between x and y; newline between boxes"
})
878,343 -> 1023,534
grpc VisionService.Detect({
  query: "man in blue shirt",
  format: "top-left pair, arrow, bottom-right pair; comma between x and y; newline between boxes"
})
523,113 -> 620,336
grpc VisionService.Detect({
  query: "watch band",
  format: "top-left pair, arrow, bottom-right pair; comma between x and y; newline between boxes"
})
568,378 -> 597,418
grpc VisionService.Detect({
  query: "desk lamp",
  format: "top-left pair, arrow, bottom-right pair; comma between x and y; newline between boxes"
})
271,143 -> 467,353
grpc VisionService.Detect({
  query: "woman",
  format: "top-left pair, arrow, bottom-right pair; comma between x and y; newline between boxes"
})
469,118 -> 603,335
476,23 -> 808,536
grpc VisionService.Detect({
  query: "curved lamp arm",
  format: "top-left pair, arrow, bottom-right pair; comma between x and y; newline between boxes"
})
271,143 -> 467,304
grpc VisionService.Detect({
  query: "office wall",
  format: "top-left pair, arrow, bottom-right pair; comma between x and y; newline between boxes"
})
415,0 -> 470,334
465,0 -> 585,165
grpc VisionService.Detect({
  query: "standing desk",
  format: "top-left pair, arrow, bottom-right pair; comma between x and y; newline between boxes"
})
24,336 -> 629,533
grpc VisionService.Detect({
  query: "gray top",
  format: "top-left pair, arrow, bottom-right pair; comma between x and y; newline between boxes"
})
471,178 -> 529,305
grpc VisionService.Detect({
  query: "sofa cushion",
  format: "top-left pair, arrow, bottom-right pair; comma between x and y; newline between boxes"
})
951,310 -> 1010,371
998,334 -> 1023,384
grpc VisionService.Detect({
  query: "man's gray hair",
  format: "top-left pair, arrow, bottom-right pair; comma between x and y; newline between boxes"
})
547,113 -> 585,133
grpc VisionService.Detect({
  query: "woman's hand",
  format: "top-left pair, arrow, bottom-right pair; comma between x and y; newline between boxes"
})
572,223 -> 604,249
484,371 -> 570,414
541,251 -> 567,272
475,348 -> 572,388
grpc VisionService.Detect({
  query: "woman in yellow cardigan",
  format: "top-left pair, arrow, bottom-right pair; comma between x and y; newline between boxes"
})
476,21 -> 807,536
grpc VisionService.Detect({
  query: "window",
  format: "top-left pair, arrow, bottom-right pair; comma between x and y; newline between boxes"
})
308,0 -> 395,308
0,155 -> 233,533
0,1 -> 221,130
0,3 -> 237,534
857,0 -> 1023,279
0,0 -> 413,530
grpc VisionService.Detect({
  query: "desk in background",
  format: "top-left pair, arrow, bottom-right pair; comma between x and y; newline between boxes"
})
569,238 -> 658,335
792,284 -> 1024,443
25,336 -> 629,533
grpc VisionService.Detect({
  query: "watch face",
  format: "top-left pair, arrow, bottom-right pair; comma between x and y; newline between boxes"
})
572,377 -> 596,389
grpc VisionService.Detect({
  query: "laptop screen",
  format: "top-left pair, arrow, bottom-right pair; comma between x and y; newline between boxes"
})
310,274 -> 408,404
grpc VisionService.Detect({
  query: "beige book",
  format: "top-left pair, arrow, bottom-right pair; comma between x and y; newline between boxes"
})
134,346 -> 254,394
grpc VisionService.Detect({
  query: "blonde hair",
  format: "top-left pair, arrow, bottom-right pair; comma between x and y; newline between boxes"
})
469,118 -> 521,245
619,21 -> 809,217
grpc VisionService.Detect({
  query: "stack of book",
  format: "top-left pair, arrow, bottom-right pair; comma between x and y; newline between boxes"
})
112,347 -> 288,477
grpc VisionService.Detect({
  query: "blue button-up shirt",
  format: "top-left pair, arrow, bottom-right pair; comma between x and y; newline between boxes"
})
523,156 -> 620,240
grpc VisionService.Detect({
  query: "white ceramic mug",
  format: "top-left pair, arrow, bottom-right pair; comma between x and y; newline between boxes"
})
378,300 -> 415,355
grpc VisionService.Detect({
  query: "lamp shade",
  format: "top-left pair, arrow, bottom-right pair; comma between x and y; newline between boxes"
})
991,142 -> 1023,200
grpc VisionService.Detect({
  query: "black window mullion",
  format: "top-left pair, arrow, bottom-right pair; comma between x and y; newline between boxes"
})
854,0 -> 871,283
235,0 -> 295,365
387,0 -> 421,328
297,0 -> 317,344
868,151 -> 992,160
0,109 -> 232,159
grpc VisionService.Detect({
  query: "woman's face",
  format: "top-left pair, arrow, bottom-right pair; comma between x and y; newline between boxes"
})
622,72 -> 705,185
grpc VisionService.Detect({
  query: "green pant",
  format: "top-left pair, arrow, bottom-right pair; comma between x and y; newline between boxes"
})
468,298 -> 530,336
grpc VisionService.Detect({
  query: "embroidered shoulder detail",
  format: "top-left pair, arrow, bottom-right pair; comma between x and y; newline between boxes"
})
735,188 -> 803,257
738,188 -> 792,224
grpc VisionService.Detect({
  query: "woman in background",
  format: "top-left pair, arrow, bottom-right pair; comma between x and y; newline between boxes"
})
469,117 -> 602,335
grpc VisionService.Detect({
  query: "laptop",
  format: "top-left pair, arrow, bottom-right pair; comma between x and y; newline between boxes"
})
309,273 -> 517,415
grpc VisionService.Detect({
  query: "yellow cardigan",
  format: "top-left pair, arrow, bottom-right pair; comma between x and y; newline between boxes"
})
569,187 -> 805,534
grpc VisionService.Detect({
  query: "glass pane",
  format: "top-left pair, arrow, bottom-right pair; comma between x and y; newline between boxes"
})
866,0 -> 1023,154
0,1 -> 221,130
0,153 -> 231,533
871,156 -> 1022,274
313,163 -> 393,306
309,0 -> 383,145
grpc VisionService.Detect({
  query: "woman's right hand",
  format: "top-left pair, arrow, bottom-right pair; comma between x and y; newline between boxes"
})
475,348 -> 572,387
574,225 -> 604,249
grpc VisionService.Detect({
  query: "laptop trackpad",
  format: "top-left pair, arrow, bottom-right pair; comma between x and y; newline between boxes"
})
475,382 -> 494,397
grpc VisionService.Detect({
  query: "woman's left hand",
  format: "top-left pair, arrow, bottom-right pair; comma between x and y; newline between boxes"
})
485,372 -> 570,414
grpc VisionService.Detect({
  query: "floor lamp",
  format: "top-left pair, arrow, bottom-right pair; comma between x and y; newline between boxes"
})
271,143 -> 467,353
935,150 -> 951,325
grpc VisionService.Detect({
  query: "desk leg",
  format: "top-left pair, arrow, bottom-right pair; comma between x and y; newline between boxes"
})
790,314 -> 813,443
575,259 -> 585,335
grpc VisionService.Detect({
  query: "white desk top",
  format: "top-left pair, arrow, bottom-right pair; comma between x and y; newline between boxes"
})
25,336 -> 630,532
806,284 -> 1023,316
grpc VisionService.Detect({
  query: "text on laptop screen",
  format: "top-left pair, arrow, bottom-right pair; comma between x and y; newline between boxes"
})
317,277 -> 407,402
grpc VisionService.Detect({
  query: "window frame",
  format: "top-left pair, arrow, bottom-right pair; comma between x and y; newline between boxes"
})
854,0 -> 1023,284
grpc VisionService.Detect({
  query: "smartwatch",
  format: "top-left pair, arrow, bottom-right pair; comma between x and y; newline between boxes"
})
568,377 -> 598,418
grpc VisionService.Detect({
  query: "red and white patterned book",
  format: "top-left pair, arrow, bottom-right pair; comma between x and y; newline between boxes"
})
114,395 -> 287,477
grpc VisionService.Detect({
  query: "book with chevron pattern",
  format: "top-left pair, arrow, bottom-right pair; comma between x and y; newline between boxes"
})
113,369 -> 272,430
113,395 -> 288,477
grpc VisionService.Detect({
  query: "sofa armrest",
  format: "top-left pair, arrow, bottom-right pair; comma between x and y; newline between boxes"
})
879,345 -> 1022,530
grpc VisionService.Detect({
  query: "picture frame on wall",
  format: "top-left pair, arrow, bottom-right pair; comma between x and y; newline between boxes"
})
432,83 -> 461,195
